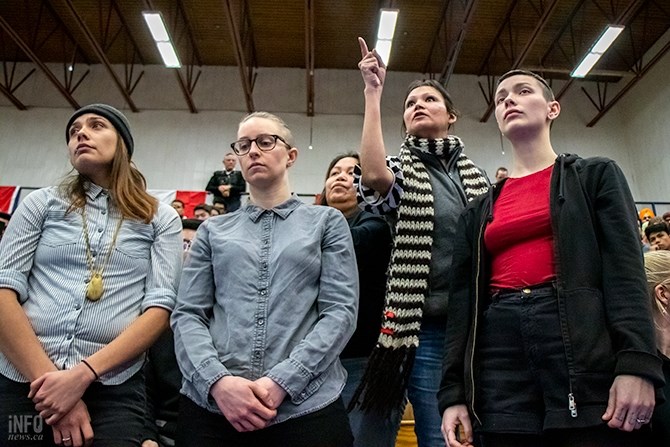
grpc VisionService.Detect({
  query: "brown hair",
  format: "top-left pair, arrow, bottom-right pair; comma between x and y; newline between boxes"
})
61,137 -> 157,223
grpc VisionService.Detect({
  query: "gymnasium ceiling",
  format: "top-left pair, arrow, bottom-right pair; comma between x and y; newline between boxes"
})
0,0 -> 669,125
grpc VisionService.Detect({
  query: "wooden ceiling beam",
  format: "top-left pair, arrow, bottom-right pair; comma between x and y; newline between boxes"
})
586,38 -> 670,127
62,0 -> 138,112
0,15 -> 80,109
438,0 -> 479,86
0,80 -> 27,110
223,0 -> 255,113
478,0 -> 560,122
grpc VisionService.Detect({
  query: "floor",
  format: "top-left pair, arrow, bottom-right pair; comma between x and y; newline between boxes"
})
395,404 -> 418,447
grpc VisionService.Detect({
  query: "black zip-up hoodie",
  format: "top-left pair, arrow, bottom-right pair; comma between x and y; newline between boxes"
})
438,154 -> 665,427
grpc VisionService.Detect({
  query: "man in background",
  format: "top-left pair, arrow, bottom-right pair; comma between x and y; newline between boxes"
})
494,166 -> 509,182
205,153 -> 246,212
646,222 -> 670,251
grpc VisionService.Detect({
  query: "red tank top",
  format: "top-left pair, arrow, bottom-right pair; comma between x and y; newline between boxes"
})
485,165 -> 556,290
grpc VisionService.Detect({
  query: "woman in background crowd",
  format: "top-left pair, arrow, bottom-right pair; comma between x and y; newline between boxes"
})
0,104 -> 182,447
320,152 -> 393,446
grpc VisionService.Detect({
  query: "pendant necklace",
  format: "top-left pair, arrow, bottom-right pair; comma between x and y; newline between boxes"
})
82,207 -> 123,301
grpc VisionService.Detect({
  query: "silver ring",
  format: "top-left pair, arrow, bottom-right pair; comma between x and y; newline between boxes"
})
635,418 -> 649,424
62,437 -> 71,442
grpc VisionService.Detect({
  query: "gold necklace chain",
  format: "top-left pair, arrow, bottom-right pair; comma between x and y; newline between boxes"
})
81,206 -> 123,301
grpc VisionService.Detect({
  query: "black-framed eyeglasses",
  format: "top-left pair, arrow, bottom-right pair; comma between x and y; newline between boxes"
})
230,134 -> 290,156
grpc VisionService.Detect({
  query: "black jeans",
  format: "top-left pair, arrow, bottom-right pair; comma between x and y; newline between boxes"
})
0,372 -> 146,446
476,284 -> 627,435
176,395 -> 353,447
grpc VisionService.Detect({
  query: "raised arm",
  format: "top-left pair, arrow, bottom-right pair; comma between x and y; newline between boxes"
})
357,37 -> 394,196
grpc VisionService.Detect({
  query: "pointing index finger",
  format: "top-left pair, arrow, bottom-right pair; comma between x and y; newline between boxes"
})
358,37 -> 370,58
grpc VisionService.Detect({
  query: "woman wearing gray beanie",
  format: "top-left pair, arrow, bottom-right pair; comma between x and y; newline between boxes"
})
0,104 -> 183,446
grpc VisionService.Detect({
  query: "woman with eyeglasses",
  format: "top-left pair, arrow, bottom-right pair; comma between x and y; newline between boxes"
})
171,112 -> 358,447
0,104 -> 183,447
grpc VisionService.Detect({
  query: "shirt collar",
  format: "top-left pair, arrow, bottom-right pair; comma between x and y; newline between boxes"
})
84,181 -> 108,200
245,195 -> 302,222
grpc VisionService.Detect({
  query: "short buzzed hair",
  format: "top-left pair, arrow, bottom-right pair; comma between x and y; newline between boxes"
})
498,69 -> 555,101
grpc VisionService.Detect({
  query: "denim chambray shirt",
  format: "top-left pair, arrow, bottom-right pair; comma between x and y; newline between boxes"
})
171,195 -> 358,424
0,184 -> 182,384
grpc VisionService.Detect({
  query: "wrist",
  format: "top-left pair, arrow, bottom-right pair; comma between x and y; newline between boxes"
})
77,359 -> 99,383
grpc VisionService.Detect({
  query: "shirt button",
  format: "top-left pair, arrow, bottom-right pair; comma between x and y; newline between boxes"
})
254,351 -> 261,359
97,227 -> 103,233
259,290 -> 267,296
75,303 -> 81,310
101,210 -> 107,215
91,250 -> 97,257
257,318 -> 264,326
67,334 -> 73,340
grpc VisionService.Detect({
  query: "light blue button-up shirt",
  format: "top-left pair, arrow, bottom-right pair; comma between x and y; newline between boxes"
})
0,183 -> 183,384
171,195 -> 358,424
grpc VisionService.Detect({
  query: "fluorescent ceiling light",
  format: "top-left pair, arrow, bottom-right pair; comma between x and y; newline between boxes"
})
157,42 -> 181,68
377,9 -> 399,40
571,25 -> 624,78
143,11 -> 181,68
375,9 -> 398,66
591,25 -> 625,53
375,39 -> 393,66
143,12 -> 170,42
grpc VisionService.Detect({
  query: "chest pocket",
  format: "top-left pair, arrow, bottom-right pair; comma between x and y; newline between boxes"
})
115,220 -> 154,259
40,210 -> 81,247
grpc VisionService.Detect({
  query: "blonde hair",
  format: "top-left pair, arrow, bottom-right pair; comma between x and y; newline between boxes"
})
61,136 -> 157,223
240,111 -> 295,147
644,251 -> 670,324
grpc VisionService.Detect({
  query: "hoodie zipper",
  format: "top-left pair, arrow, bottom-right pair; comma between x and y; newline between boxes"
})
553,155 -> 578,418
468,201 -> 490,426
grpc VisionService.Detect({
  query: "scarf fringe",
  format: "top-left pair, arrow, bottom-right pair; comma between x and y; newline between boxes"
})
347,345 -> 416,417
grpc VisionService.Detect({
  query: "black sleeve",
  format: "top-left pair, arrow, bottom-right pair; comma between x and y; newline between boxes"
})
229,172 -> 247,195
205,172 -> 222,195
438,208 -> 477,413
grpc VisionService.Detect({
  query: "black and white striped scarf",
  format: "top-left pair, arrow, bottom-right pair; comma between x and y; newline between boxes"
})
349,134 -> 489,416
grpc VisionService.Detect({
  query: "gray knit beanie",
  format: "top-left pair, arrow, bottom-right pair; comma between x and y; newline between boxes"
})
66,104 -> 134,158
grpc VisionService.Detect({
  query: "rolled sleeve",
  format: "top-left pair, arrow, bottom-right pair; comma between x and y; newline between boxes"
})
141,204 -> 183,313
353,155 -> 404,215
0,189 -> 49,302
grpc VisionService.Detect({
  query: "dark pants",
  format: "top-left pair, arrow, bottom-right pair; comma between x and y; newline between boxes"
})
0,372 -> 146,446
475,284 -> 647,445
176,395 -> 353,447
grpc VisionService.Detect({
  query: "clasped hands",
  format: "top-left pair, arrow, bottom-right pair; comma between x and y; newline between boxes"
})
218,184 -> 232,197
29,364 -> 97,446
211,375 -> 287,433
